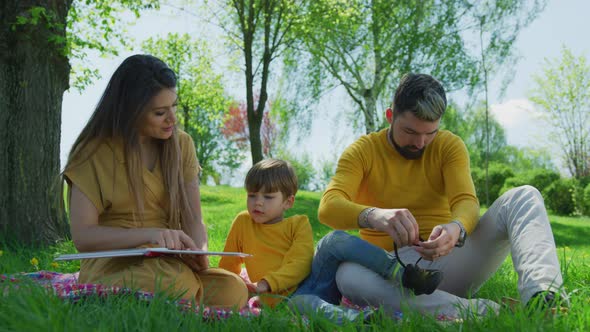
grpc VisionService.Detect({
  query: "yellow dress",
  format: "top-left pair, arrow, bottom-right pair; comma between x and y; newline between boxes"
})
64,130 -> 247,308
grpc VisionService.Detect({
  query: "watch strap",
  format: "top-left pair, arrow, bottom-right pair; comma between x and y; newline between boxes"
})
450,220 -> 467,247
358,207 -> 376,229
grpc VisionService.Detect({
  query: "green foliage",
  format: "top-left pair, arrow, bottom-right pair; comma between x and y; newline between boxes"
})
442,103 -> 558,171
276,152 -> 317,191
530,46 -> 590,179
209,0 -> 305,163
439,103 -> 472,138
314,158 -> 337,193
501,168 -> 561,196
583,183 -> 590,216
442,102 -> 557,203
141,33 -> 244,184
499,146 -> 557,173
543,178 -> 579,216
65,0 -> 161,90
466,107 -> 507,169
290,0 -> 545,134
471,163 -> 514,205
11,7 -> 65,42
469,0 -> 547,96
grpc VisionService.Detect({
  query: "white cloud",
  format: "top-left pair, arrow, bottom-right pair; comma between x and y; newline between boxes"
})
490,99 -> 548,148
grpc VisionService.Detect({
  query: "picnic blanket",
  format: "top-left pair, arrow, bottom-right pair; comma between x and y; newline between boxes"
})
2,270 -> 456,323
1,270 -> 261,320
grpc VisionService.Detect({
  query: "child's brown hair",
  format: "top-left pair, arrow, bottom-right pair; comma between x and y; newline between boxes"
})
245,159 -> 298,198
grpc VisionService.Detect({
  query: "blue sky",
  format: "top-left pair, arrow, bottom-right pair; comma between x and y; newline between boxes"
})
61,0 -> 590,180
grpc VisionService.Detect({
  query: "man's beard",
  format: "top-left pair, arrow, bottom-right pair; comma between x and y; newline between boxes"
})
389,130 -> 425,160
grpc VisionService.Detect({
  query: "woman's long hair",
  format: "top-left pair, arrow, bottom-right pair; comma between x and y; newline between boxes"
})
62,54 -> 193,230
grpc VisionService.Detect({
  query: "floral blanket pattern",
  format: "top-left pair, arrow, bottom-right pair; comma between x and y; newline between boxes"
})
1,270 -> 260,320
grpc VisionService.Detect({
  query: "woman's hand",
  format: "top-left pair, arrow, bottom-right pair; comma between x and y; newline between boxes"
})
180,254 -> 209,272
148,229 -> 198,250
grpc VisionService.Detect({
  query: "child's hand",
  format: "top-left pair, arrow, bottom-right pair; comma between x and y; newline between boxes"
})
245,281 -> 258,293
255,279 -> 271,293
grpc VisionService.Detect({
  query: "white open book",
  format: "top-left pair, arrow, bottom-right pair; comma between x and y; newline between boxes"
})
55,248 -> 251,261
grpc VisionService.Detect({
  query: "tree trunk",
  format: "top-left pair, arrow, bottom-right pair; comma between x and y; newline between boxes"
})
0,1 -> 72,246
247,110 -> 263,164
243,31 -> 264,165
363,91 -> 378,134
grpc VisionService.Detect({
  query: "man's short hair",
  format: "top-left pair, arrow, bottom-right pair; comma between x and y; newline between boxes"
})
245,158 -> 298,198
393,73 -> 447,121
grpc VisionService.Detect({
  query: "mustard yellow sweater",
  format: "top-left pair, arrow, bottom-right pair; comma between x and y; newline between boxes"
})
219,211 -> 314,305
319,129 -> 479,251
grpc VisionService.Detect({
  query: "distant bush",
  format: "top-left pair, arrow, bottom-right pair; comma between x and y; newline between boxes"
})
501,168 -> 560,196
278,153 -> 316,191
471,163 -> 514,205
543,178 -> 579,216
583,183 -> 590,216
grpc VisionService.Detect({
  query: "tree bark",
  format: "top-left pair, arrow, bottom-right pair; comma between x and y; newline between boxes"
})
242,5 -> 264,165
362,91 -> 378,134
0,1 -> 72,246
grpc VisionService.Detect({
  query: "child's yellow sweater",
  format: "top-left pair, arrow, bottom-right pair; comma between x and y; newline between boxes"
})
219,211 -> 314,306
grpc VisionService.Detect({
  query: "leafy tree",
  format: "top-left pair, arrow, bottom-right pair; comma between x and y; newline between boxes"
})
211,0 -> 304,164
222,99 -> 278,158
464,106 -> 508,169
583,183 -> 590,216
530,46 -> 590,179
439,103 -> 472,139
441,103 -> 508,169
470,0 -> 546,204
315,158 -> 337,192
292,0 -> 545,135
142,33 -> 244,184
275,151 -> 316,191
499,146 -> 556,173
0,1 -> 158,246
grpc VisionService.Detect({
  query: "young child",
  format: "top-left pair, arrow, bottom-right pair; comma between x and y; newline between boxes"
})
220,158 -> 442,323
219,158 -> 314,307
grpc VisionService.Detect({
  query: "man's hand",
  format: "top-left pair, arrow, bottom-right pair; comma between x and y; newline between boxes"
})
415,222 -> 461,260
366,208 -> 420,247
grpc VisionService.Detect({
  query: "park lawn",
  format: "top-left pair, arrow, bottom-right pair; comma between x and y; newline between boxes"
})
0,185 -> 589,331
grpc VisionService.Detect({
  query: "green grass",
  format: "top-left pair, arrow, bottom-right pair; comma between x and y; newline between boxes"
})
1,185 -> 590,331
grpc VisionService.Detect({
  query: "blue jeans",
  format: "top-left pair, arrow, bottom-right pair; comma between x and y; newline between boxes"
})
289,231 -> 399,323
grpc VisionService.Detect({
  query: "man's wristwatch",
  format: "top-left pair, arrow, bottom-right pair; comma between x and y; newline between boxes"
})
450,220 -> 467,247
358,207 -> 376,229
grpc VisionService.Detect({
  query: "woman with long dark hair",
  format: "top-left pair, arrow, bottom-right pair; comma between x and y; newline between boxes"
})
61,54 -> 247,308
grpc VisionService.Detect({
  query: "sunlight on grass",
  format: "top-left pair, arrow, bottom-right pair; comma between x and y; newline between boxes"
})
2,185 -> 590,331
